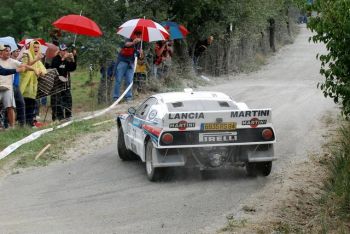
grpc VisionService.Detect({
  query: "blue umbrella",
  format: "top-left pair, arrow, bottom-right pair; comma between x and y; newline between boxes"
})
0,36 -> 18,52
161,21 -> 189,40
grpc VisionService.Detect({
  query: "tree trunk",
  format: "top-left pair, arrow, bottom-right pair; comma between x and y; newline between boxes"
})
269,18 -> 276,52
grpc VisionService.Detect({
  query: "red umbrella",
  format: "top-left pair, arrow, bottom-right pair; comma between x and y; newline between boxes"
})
52,14 -> 102,37
117,18 -> 169,42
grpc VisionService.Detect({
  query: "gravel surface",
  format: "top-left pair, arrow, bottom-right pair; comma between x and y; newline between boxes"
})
0,25 -> 338,234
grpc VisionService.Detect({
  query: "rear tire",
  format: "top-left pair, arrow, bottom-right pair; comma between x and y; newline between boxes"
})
145,140 -> 165,181
258,161 -> 272,176
246,162 -> 272,177
117,127 -> 138,161
245,163 -> 258,177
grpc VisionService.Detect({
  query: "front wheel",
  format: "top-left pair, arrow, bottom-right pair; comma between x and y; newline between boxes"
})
145,140 -> 165,181
117,127 -> 137,161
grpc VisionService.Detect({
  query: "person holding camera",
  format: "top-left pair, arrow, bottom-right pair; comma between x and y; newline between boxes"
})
51,44 -> 77,122
153,40 -> 173,79
113,31 -> 143,102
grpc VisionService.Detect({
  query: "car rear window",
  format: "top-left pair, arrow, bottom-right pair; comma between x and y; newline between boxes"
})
167,100 -> 238,111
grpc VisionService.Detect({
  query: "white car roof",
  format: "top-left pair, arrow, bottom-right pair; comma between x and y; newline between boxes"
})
152,91 -> 232,103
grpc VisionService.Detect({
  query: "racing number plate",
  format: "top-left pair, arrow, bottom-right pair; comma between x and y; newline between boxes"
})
202,122 -> 237,131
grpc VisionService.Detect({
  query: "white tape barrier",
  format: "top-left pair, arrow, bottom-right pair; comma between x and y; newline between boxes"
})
0,59 -> 137,161
0,128 -> 54,160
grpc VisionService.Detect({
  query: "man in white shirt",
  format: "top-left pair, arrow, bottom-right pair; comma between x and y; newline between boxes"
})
0,44 -> 32,127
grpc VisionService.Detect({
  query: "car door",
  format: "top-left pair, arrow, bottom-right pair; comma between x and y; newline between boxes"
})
133,97 -> 158,155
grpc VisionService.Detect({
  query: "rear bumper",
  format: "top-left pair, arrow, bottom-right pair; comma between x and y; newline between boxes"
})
247,144 -> 275,162
152,144 -> 275,167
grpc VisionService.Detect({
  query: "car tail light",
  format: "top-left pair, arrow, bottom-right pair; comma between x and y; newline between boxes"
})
161,133 -> 174,144
262,129 -> 273,140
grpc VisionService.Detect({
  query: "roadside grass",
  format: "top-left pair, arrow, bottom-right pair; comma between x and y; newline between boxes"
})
70,68 -> 107,112
317,123 -> 350,233
219,215 -> 247,233
271,122 -> 350,233
219,119 -> 350,234
0,116 -> 114,171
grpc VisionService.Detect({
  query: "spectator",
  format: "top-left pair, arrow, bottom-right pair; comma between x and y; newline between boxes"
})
113,31 -> 143,102
0,45 -> 21,127
50,43 -> 77,121
10,48 -> 26,126
98,60 -> 115,104
134,52 -> 148,92
0,44 -> 29,128
153,40 -> 173,79
193,35 -> 214,68
20,40 -> 47,126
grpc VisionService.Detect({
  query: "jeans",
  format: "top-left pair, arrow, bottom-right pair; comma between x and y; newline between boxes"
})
13,86 -> 25,126
113,61 -> 134,100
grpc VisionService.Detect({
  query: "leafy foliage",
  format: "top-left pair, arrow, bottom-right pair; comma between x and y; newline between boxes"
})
308,0 -> 350,116
0,0 -> 304,73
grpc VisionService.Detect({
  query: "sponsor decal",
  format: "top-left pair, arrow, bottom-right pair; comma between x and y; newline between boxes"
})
242,118 -> 267,128
142,124 -> 162,139
132,118 -> 142,128
231,110 -> 270,118
148,110 -> 157,120
168,112 -> 204,120
199,132 -> 238,143
169,120 -> 195,130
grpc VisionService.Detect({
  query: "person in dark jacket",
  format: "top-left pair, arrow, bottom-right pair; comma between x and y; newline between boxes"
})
193,35 -> 214,68
50,44 -> 77,121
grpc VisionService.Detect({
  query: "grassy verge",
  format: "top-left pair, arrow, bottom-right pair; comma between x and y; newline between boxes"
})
270,122 -> 350,233
70,68 -> 107,112
0,116 -> 115,171
0,67 -> 116,172
316,123 -> 350,233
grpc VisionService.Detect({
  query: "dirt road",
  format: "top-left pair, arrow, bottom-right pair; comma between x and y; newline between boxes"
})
0,26 -> 337,234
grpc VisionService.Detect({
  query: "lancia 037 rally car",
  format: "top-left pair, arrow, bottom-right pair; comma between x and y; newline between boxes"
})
116,89 -> 276,181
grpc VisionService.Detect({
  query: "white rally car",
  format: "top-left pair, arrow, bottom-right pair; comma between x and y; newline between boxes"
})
116,89 -> 276,181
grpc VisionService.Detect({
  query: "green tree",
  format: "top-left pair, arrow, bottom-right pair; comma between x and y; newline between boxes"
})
308,0 -> 350,116
0,0 -> 81,40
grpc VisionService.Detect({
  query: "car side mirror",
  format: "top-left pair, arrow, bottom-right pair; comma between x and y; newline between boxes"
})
128,107 -> 136,115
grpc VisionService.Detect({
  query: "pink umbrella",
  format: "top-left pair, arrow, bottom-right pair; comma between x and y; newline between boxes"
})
117,18 -> 169,42
18,38 -> 48,54
45,43 -> 59,58
18,38 -> 47,47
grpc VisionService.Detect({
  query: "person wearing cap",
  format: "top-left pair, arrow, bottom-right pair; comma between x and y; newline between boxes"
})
113,30 -> 143,102
0,44 -> 32,128
50,43 -> 77,121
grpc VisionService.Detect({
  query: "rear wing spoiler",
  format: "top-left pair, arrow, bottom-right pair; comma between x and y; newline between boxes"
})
163,109 -> 272,131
